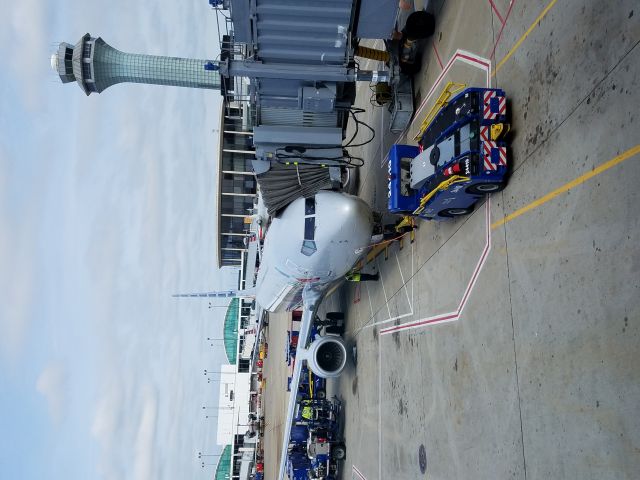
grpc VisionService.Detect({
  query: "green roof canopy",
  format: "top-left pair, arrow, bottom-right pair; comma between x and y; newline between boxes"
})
214,444 -> 232,480
223,298 -> 239,364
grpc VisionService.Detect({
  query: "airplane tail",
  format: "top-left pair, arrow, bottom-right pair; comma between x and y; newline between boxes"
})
172,288 -> 256,299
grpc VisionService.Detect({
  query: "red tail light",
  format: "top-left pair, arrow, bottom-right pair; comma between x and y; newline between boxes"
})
443,163 -> 461,177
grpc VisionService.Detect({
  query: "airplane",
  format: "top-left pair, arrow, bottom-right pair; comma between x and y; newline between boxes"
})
256,190 -> 373,479
175,189 -> 374,478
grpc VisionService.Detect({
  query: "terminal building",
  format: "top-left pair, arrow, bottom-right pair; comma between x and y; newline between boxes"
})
213,289 -> 263,479
217,74 -> 258,268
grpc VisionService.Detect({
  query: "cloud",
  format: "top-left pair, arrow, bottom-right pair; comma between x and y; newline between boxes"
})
133,387 -> 158,480
0,0 -> 50,110
36,362 -> 68,426
0,147 -> 37,363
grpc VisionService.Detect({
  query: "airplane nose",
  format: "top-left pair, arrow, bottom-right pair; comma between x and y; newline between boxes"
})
319,192 -> 372,240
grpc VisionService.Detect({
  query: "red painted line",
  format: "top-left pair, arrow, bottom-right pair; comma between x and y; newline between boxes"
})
490,0 -> 516,59
380,199 -> 492,335
352,465 -> 367,480
457,53 -> 491,68
415,51 -> 490,121
432,41 -> 444,70
457,198 -> 491,314
381,312 -> 458,334
489,0 -> 506,25
457,240 -> 490,313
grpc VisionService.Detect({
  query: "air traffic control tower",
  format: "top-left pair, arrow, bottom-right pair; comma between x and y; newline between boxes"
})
50,33 -> 220,95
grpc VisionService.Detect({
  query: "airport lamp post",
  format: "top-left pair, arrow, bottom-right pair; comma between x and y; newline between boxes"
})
199,451 -> 224,468
208,303 -> 229,309
203,405 -> 234,418
198,452 -> 222,459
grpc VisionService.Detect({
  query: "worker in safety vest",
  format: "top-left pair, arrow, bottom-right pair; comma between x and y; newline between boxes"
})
345,270 -> 379,282
301,405 -> 314,420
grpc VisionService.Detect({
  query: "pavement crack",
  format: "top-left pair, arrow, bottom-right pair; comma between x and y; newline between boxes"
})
501,195 -> 528,480
511,38 -> 640,179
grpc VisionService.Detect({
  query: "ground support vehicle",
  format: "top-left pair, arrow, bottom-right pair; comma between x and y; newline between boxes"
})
286,397 -> 345,479
297,365 -> 327,401
286,329 -> 299,366
293,398 -> 340,427
388,87 -> 510,221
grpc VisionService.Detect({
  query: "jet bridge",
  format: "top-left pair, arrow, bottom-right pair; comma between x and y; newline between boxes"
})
217,0 -> 401,214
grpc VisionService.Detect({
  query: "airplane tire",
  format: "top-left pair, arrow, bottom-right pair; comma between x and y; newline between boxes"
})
325,325 -> 345,336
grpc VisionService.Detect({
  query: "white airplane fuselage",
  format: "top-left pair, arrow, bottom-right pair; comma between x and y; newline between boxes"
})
256,190 -> 373,312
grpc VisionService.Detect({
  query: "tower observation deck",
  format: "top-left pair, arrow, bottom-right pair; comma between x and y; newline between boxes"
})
51,33 -> 220,95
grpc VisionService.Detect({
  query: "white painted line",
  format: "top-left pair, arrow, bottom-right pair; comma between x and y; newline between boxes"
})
396,252 -> 413,314
365,282 -> 374,322
411,240 -> 415,306
352,464 -> 367,480
377,257 -> 393,319
380,198 -> 492,335
378,344 -> 382,480
360,252 -> 414,331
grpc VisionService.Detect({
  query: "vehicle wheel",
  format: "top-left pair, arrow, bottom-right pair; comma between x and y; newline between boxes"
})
466,182 -> 504,195
325,312 -> 344,321
404,11 -> 435,39
438,206 -> 474,217
332,443 -> 347,460
316,389 -> 326,400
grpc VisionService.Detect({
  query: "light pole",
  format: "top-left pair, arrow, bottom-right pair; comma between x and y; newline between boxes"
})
208,303 -> 229,309
207,337 -> 224,347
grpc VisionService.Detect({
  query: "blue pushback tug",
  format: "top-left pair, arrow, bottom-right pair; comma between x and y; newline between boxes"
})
388,87 -> 510,220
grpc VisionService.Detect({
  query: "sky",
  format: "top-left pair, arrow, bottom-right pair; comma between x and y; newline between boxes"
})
0,0 -> 238,478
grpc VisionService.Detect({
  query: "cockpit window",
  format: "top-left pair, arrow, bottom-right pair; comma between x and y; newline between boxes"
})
301,196 -> 317,256
301,240 -> 317,256
304,217 -> 315,240
305,197 -> 315,215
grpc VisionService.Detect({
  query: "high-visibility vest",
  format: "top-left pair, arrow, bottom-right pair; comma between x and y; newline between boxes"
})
301,406 -> 313,420
345,271 -> 361,282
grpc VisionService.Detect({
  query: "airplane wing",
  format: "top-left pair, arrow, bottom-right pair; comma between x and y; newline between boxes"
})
172,288 -> 256,299
277,285 -> 323,480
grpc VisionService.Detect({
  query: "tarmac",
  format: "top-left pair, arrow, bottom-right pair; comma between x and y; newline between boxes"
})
261,311 -> 290,480
265,1 -> 640,478
332,0 -> 640,479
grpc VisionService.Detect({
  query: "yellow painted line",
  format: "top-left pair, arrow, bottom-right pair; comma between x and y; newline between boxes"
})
494,0 -> 559,75
492,144 -> 640,230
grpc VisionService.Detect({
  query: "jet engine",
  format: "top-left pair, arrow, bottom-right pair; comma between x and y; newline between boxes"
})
306,334 -> 347,378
